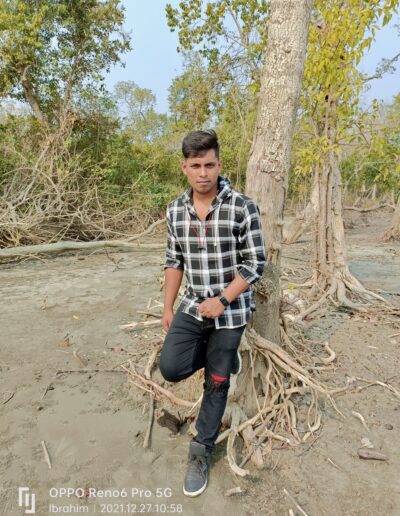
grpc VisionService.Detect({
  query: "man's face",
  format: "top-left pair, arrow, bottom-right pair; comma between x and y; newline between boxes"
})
181,149 -> 221,197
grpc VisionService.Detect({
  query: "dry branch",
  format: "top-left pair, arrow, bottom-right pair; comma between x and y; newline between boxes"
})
142,343 -> 161,449
224,486 -> 246,497
41,440 -> 52,469
0,235 -> 165,259
120,320 -> 161,330
344,203 -> 393,212
0,125 -> 167,249
122,364 -> 195,409
357,448 -> 388,461
283,488 -> 309,516
72,350 -> 87,368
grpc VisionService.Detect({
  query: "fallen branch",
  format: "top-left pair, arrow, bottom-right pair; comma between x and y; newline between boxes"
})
137,311 -> 163,318
321,341 -> 336,364
224,486 -> 246,497
227,433 -> 249,477
144,341 -> 162,380
239,424 -> 274,469
283,488 -> 309,516
143,398 -> 155,449
357,448 -> 388,461
2,392 -> 15,405
355,377 -> 400,399
122,365 -> 194,409
143,342 -> 162,449
120,320 -> 161,330
41,382 -> 54,400
41,440 -> 52,469
72,350 -> 87,368
352,410 -> 369,431
55,369 -> 125,374
0,224 -> 166,259
344,203 -> 393,212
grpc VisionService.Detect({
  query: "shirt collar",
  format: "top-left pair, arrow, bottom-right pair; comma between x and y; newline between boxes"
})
182,175 -> 232,209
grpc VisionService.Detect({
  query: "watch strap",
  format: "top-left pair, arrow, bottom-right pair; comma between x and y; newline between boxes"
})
218,295 -> 230,307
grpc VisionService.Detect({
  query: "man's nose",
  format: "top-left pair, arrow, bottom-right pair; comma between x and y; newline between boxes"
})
199,166 -> 208,176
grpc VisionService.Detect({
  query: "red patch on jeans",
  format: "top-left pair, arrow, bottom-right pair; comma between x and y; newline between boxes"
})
211,374 -> 227,385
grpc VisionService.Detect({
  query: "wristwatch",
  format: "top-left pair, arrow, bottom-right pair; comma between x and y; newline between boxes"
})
218,295 -> 230,307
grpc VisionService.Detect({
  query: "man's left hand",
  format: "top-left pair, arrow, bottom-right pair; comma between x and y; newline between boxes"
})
198,297 -> 226,319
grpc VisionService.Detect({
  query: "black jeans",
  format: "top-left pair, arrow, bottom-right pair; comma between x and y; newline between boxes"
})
159,308 -> 246,452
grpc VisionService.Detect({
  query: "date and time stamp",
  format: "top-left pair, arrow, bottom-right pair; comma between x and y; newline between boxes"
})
18,486 -> 185,514
49,502 -> 183,513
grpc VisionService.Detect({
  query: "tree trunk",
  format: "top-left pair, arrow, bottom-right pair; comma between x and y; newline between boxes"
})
226,0 -> 313,423
371,182 -> 377,200
310,127 -> 355,295
383,198 -> 400,241
301,98 -> 387,315
245,0 -> 313,343
20,66 -> 48,129
283,174 -> 319,244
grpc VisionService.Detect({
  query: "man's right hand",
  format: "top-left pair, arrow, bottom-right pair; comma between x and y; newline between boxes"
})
161,308 -> 174,332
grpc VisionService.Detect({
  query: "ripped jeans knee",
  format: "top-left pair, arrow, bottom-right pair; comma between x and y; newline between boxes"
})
204,373 -> 230,396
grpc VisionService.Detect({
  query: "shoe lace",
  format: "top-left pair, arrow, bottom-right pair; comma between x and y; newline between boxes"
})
187,456 -> 207,480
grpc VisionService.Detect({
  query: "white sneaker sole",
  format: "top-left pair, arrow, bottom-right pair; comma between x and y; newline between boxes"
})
183,478 -> 208,497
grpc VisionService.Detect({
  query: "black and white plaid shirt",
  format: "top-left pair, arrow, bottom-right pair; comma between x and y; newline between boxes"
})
164,175 -> 266,328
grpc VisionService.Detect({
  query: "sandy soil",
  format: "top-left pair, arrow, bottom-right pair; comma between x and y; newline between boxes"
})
1,211 -> 399,516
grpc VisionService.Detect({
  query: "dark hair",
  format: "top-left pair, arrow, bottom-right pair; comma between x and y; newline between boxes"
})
182,130 -> 219,159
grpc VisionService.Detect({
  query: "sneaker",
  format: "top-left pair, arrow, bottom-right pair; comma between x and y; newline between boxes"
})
231,349 -> 242,375
183,441 -> 209,497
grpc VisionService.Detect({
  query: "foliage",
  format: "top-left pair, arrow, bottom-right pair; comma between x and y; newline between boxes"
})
293,0 -> 399,178
0,0 -> 130,125
168,55 -> 214,129
166,0 -> 269,88
165,0 -> 400,202
114,81 -> 169,143
340,95 -> 400,196
1,0 -> 399,246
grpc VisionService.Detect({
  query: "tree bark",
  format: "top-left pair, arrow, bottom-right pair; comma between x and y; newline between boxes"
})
20,65 -> 48,129
283,176 -> 320,244
245,0 -> 313,342
300,97 -> 388,314
311,116 -> 353,293
227,0 -> 313,423
383,198 -> 400,241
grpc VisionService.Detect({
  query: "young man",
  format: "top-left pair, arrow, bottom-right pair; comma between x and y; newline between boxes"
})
160,130 -> 266,497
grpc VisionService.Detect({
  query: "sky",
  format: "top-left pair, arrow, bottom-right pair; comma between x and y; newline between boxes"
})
104,1 -> 400,113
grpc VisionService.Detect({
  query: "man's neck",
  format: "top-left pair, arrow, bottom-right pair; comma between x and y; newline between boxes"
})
192,184 -> 218,205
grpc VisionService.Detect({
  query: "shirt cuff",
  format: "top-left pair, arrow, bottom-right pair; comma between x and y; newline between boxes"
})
237,264 -> 260,285
164,259 -> 184,270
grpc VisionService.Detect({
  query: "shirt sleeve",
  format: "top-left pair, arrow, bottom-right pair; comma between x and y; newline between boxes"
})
236,200 -> 266,285
164,205 -> 184,270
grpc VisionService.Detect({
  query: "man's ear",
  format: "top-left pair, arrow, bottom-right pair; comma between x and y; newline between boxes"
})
180,160 -> 187,176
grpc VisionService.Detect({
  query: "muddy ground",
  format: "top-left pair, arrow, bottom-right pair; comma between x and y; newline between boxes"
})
1,210 -> 399,516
